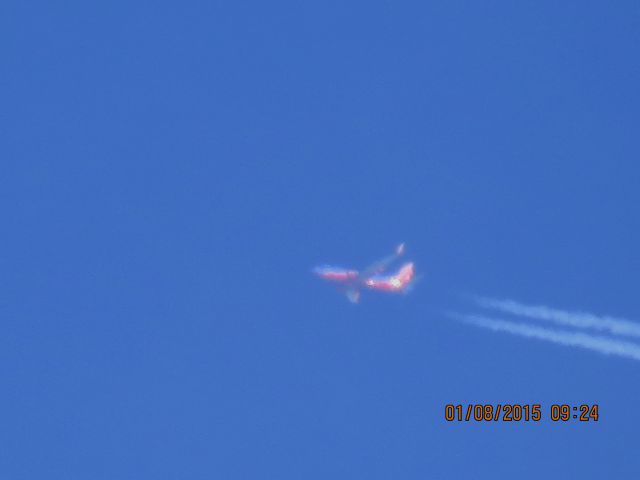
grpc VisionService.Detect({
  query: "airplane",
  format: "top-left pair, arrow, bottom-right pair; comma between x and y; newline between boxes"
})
313,243 -> 416,303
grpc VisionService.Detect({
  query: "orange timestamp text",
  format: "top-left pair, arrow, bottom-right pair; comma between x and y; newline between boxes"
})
444,404 -> 599,422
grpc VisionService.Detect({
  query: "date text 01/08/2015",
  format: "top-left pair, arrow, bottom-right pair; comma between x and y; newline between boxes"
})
444,404 -> 599,422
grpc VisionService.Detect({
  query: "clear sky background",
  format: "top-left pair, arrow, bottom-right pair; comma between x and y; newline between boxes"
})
3,0 -> 639,478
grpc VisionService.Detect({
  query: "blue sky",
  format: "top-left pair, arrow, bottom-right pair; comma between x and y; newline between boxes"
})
3,0 -> 639,477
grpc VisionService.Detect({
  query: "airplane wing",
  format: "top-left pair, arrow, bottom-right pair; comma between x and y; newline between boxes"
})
358,243 -> 405,280
345,288 -> 360,303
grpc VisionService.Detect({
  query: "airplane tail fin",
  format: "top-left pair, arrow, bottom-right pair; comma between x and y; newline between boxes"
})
395,262 -> 415,288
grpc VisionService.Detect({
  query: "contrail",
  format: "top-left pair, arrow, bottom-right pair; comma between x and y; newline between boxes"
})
451,312 -> 640,362
473,296 -> 640,339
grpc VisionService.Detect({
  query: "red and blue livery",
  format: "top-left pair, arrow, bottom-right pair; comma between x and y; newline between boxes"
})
313,243 -> 416,303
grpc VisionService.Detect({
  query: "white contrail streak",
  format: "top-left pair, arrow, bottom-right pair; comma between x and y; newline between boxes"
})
474,296 -> 640,339
451,312 -> 640,362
